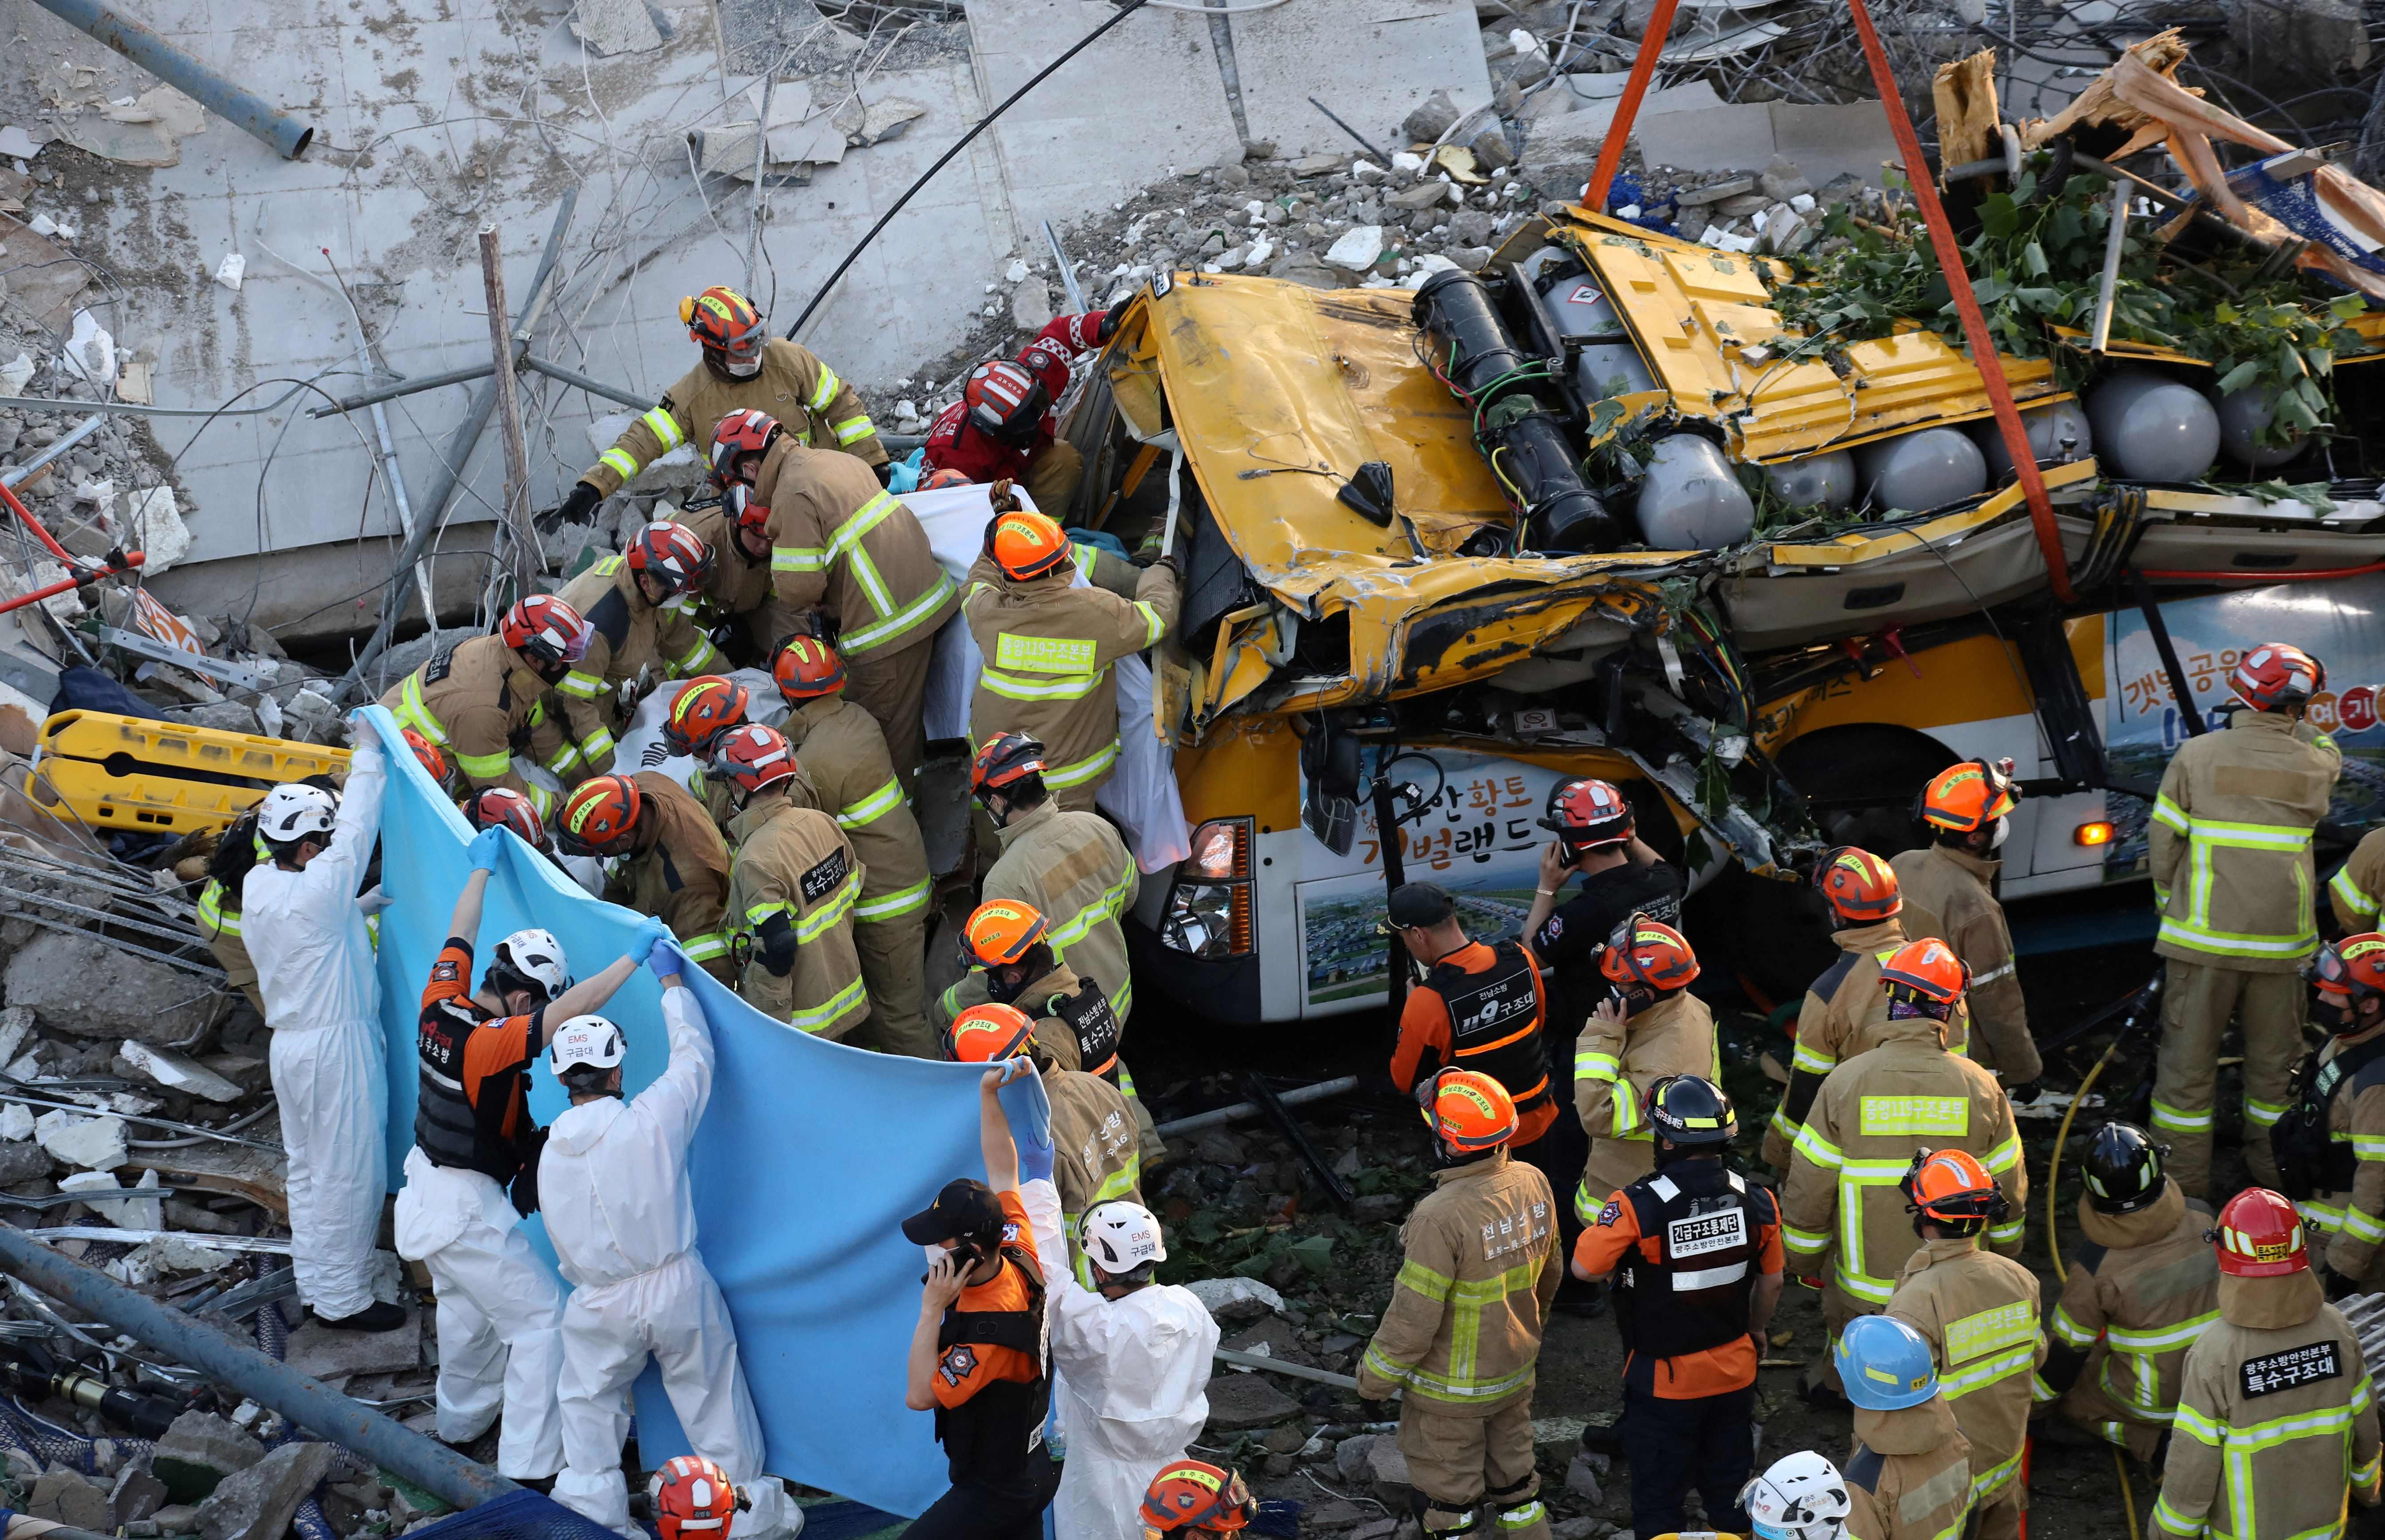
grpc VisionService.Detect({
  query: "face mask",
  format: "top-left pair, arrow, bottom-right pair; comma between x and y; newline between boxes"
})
986,967 -> 1028,1006
2314,996 -> 2357,1035
1988,816 -> 2010,850
724,354 -> 761,379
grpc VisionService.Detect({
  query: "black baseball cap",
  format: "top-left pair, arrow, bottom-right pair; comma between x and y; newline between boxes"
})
902,1178 -> 1006,1245
1381,881 -> 1456,931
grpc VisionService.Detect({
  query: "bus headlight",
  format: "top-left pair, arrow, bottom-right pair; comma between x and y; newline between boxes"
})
1161,818 -> 1253,957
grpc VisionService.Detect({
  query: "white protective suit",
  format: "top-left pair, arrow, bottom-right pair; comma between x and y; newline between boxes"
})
243,739 -> 390,1321
539,984 -> 794,1540
1020,1178 -> 1217,1540
393,1147 -> 564,1478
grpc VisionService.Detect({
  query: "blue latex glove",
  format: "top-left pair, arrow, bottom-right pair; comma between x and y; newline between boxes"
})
647,935 -> 689,978
1007,1059 -> 1055,1184
465,825 -> 506,873
630,917 -> 673,970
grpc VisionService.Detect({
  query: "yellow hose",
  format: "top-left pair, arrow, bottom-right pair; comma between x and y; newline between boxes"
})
2117,1447 -> 2139,1540
2047,1037 -> 2123,1285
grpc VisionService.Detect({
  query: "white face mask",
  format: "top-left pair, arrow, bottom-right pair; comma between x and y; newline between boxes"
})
724,354 -> 761,379
1989,815 -> 2010,850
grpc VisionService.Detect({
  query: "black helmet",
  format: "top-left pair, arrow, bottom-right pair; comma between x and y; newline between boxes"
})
1648,1075 -> 1736,1149
2082,1121 -> 2167,1215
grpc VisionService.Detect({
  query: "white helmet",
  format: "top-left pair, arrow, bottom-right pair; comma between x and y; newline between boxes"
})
490,928 -> 571,1002
1079,1199 -> 1166,1273
256,783 -> 337,848
551,1015 -> 626,1076
1740,1451 -> 1851,1540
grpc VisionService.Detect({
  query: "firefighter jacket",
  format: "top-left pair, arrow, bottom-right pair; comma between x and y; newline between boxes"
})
381,635 -> 557,819
602,773 -> 733,982
1843,1395 -> 1973,1540
2034,1179 -> 2219,1444
757,441 -> 956,660
1357,1150 -> 1560,1415
938,799 -> 1140,1027
781,695 -> 931,926
1767,916 -> 1970,1167
2152,708 -> 2341,972
1391,940 -> 1554,1148
2153,1270 -> 2382,1538
673,504 -> 772,675
196,879 -> 260,1012
1573,992 -> 1720,1218
724,789 -> 867,1037
547,555 -> 707,780
2334,827 -> 2385,935
1890,845 -> 2038,1084
1886,1237 -> 2044,1514
1030,1017 -> 1141,1282
2307,1019 -> 2385,1280
962,553 -> 1180,800
1781,1018 -> 2027,1310
577,339 -> 886,501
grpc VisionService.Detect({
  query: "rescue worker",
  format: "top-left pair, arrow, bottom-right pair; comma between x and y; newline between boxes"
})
382,593 -> 592,822
2151,1187 -> 2383,1537
1781,939 -> 2027,1402
403,726 -> 468,799
922,310 -> 1122,516
464,786 -> 558,857
546,284 -> 888,531
1139,1462 -> 1255,1540
708,723 -> 869,1038
244,732 -> 398,1332
946,1001 -> 1138,1285
2332,826 -> 2385,936
1572,915 -> 1719,1226
1834,1315 -> 1975,1540
196,805 -> 267,1016
963,508 -> 1179,813
543,522 -> 716,783
1357,1070 -> 1559,1540
948,901 -> 1136,1124
659,676 -> 817,836
773,636 -> 936,1059
397,831 -> 655,1483
2289,933 -> 2385,1289
649,1456 -> 740,1540
1386,880 -> 1555,1151
1765,846 -> 1968,1170
555,774 -> 735,984
1569,1076 -> 1781,1539
1882,1148 -> 2043,1539
1736,1452 -> 1854,1540
2032,1122 -> 2220,1464
2149,642 -> 2342,1197
542,941 -> 798,1540
901,1062 -> 1058,1540
710,409 -> 956,792
1890,758 -> 2041,1096
665,497 -> 774,671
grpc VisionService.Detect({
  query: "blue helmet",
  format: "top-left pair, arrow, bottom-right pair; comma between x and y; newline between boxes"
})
1835,1315 -> 1938,1410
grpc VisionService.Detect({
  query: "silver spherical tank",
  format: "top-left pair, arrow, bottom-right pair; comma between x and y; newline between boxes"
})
1854,427 -> 1987,513
2213,387 -> 2306,470
2086,370 -> 2220,482
1974,399 -> 2094,479
1636,433 -> 1756,549
1761,450 -> 1855,512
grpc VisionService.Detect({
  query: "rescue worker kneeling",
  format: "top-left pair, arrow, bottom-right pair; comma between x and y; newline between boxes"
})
1358,1071 -> 1559,1540
708,724 -> 870,1038
1569,1075 -> 1782,1540
2152,1187 -> 2382,1538
1833,1315 -> 1973,1540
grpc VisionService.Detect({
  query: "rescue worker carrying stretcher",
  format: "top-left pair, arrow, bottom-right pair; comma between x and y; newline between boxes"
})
1833,1314 -> 1975,1540
709,723 -> 869,1039
923,310 -> 1123,518
383,594 -> 591,822
541,521 -> 717,783
1891,758 -> 2040,1097
661,676 -> 821,838
556,774 -> 735,985
2275,931 -> 2385,1292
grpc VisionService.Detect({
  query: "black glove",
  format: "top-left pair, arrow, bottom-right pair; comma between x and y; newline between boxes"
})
1097,302 -> 1128,342
536,480 -> 602,533
2325,1263 -> 2361,1301
874,460 -> 896,488
2006,1079 -> 2042,1106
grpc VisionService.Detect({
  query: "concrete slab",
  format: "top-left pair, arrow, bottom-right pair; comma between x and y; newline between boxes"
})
1766,102 -> 1905,187
1228,0 -> 1492,157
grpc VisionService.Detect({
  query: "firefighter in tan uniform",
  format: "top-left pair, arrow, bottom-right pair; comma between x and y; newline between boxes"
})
708,724 -> 868,1038
2032,1122 -> 2220,1464
1357,1071 -> 1559,1540
655,676 -> 828,838
1883,1147 -> 2043,1539
1572,916 -> 1718,1223
382,595 -> 591,824
1834,1314 -> 1976,1540
543,523 -> 718,783
1768,847 -> 1967,1168
554,774 -> 734,985
2150,643 -> 2342,1198
964,508 -> 1179,813
2332,828 -> 2385,936
1782,939 -> 2027,1402
668,503 -> 774,673
544,286 -> 887,530
771,638 -> 935,1060
2152,1187 -> 2382,1538
2286,934 -> 2385,1289
1891,759 -> 2039,1095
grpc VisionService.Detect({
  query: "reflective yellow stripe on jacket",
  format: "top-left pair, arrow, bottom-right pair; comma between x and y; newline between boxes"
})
2166,1383 -> 2376,1538
2334,861 -> 2381,923
1359,1258 -> 1544,1406
397,674 -> 512,783
2153,795 -> 2318,960
197,880 -> 239,939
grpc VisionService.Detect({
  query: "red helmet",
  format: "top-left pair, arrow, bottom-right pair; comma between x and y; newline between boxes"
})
2307,932 -> 2385,1035
2210,1186 -> 2308,1277
628,521 -> 714,597
709,723 -> 799,794
557,775 -> 643,856
963,359 -> 1047,444
464,787 -> 547,848
944,1002 -> 1037,1065
1920,759 -> 2018,834
1141,1461 -> 1254,1536
773,636 -> 848,701
648,1454 -> 740,1540
984,508 -> 1073,582
680,285 -> 767,365
499,593 -> 591,667
1598,913 -> 1699,991
401,727 -> 460,794
708,408 -> 783,486
664,677 -> 749,758
970,732 -> 1047,796
1817,846 -> 1901,923
1881,937 -> 1969,1006
2231,642 -> 2325,712
1540,778 -> 1634,853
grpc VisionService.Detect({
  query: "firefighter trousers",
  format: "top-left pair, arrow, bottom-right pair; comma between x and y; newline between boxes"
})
1616,1383 -> 1755,1540
1799,1280 -> 1872,1399
1395,1399 -> 1551,1540
853,909 -> 937,1059
2153,959 -> 2306,1198
845,633 -> 937,800
2051,1369 -> 2164,1465
1026,440 -> 1085,523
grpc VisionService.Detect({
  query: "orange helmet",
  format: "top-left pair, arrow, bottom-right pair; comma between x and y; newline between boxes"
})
708,408 -> 783,486
1540,778 -> 1634,853
1421,1068 -> 1519,1152
648,1454 -> 740,1540
773,636 -> 848,701
944,1002 -> 1037,1064
1920,759 -> 2017,834
557,775 -> 643,856
464,786 -> 547,848
628,520 -> 715,597
663,677 -> 749,758
708,723 -> 799,794
1880,937 -> 1968,1008
1598,913 -> 1700,992
984,508 -> 1072,582
401,727 -> 460,793
2231,642 -> 2324,712
960,900 -> 1049,970
971,732 -> 1047,796
1141,1461 -> 1254,1536
1816,845 -> 1901,923
923,467 -> 973,491
2210,1186 -> 2308,1277
499,593 -> 591,666
680,285 -> 767,363
1900,1147 -> 2007,1233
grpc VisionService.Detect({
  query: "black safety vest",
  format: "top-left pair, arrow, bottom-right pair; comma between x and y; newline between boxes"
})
2277,1030 -> 2385,1199
414,994 -> 543,1186
932,1242 -> 1051,1489
1613,1159 -> 1763,1360
1047,980 -> 1120,1078
1427,941 -> 1550,1117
